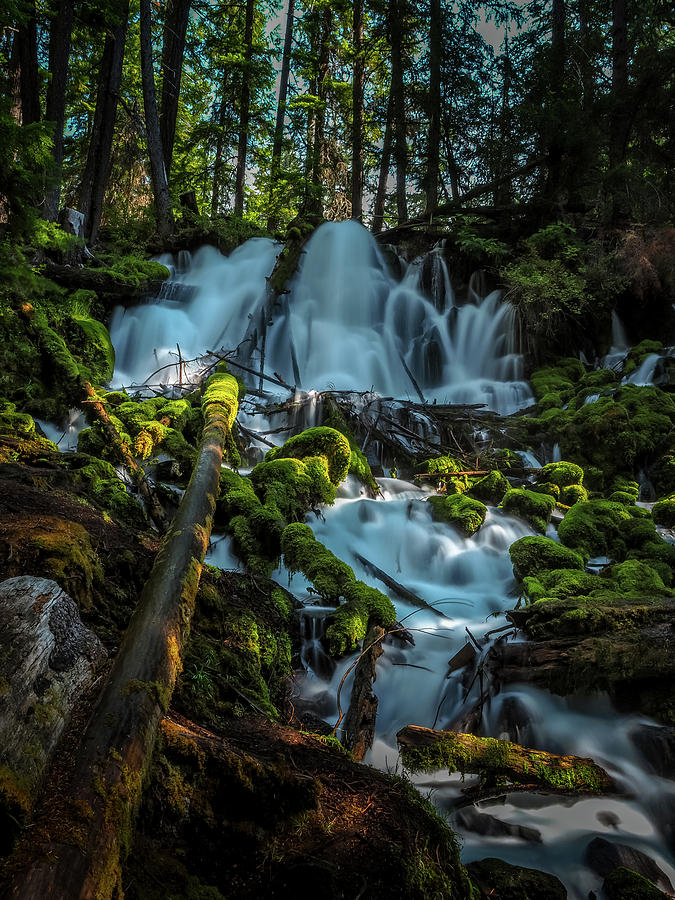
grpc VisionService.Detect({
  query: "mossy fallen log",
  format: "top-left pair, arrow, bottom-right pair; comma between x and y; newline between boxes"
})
6,371 -> 239,900
397,725 -> 614,793
341,625 -> 384,760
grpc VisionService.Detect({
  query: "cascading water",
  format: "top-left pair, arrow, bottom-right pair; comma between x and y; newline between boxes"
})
110,221 -> 675,898
110,221 -> 531,414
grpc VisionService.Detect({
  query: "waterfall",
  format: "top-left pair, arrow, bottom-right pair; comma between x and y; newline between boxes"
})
110,221 -> 532,414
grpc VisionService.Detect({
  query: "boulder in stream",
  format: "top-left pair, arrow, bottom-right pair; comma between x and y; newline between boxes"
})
585,836 -> 673,893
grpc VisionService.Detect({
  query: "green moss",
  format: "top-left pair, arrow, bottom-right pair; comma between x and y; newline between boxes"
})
427,494 -> 487,536
64,314 -> 115,384
558,499 -> 647,560
653,498 -> 675,527
509,536 -> 585,582
538,460 -> 584,488
560,483 -> 588,505
264,426 -> 350,486
0,400 -> 59,462
465,470 -> 510,505
530,358 -> 585,400
532,481 -> 561,499
281,522 -> 396,656
604,866 -> 669,899
501,488 -> 556,533
467,858 -> 567,900
321,397 -> 378,493
417,455 -> 465,476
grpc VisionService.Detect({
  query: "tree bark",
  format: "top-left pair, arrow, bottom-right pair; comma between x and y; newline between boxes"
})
609,0 -> 629,170
371,87 -> 393,233
397,726 -> 614,793
7,373 -> 240,900
309,7 -> 332,216
267,0 -> 295,231
425,0 -> 441,215
234,0 -> 255,217
342,626 -> 384,760
351,0 -> 364,221
140,0 -> 175,239
16,0 -> 40,126
159,0 -> 191,183
78,1 -> 130,244
390,0 -> 408,223
545,0 -> 566,202
44,0 -> 75,220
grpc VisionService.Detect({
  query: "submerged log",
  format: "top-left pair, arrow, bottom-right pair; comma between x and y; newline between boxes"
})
397,726 -> 614,793
0,577 -> 106,845
7,371 -> 239,900
342,625 -> 384,761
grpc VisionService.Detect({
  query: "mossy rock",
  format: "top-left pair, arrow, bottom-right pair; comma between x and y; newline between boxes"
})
530,358 -> 585,401
427,494 -> 487,536
466,857 -> 566,900
560,483 -> 588,505
465,470 -> 509,505
532,481 -> 560,499
509,535 -> 585,583
653,498 -> 675,528
557,499 -> 649,560
604,866 -> 670,899
501,488 -> 556,533
264,426 -> 350,486
0,401 -> 59,463
417,455 -> 465,476
537,460 -> 584,488
64,314 -> 115,384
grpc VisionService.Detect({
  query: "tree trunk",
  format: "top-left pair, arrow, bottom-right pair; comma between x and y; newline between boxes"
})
397,726 -> 614,793
609,0 -> 629,170
425,0 -> 441,215
140,0 -> 175,240
351,0 -> 364,221
371,88 -> 393,233
310,8 -> 332,216
44,0 -> 75,220
210,69 -> 230,216
544,0 -> 566,203
342,626 -> 384,760
159,0 -> 191,183
234,0 -> 255,217
79,1 -> 130,244
390,0 -> 408,223
267,0 -> 295,231
16,0 -> 40,126
7,373 -> 240,900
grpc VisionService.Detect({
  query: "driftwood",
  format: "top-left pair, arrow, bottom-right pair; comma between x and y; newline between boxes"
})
342,625 -> 385,761
81,382 -> 169,531
352,551 -> 443,615
0,577 -> 106,829
8,372 -> 239,900
397,725 -> 614,794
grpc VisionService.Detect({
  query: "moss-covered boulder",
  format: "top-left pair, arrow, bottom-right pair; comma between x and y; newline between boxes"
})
604,866 -> 670,899
466,857 -> 566,900
557,499 -> 648,560
0,402 -> 59,463
427,494 -> 487,536
537,460 -> 584,488
653,498 -> 675,527
530,358 -> 586,401
264,427 -> 350,486
509,536 -> 585,583
466,470 -> 510,505
501,488 -> 556,533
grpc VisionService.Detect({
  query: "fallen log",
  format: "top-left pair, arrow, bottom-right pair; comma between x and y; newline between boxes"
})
352,551 -> 443,615
7,370 -> 240,900
397,726 -> 614,793
342,625 -> 385,761
80,382 -> 169,531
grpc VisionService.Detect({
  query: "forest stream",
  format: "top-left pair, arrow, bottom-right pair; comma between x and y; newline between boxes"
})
95,221 -> 675,899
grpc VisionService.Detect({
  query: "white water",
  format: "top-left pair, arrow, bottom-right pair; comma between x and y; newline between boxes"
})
110,221 -> 532,414
624,352 -> 660,386
287,482 -> 675,899
110,223 -> 674,897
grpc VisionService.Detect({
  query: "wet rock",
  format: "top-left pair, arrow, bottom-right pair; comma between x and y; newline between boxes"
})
466,857 -> 566,899
455,807 -> 542,843
585,837 -> 673,893
603,866 -> 670,899
629,724 -> 675,778
0,576 -> 106,848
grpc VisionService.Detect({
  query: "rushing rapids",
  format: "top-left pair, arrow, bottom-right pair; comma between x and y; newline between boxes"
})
110,222 -> 675,899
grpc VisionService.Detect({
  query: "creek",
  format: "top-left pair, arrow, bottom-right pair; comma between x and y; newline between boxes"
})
109,221 -> 675,899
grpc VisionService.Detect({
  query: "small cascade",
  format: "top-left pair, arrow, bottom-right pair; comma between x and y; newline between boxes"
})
299,607 -> 336,681
35,409 -> 85,452
624,353 -> 660,386
418,243 -> 455,312
603,311 -> 630,370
